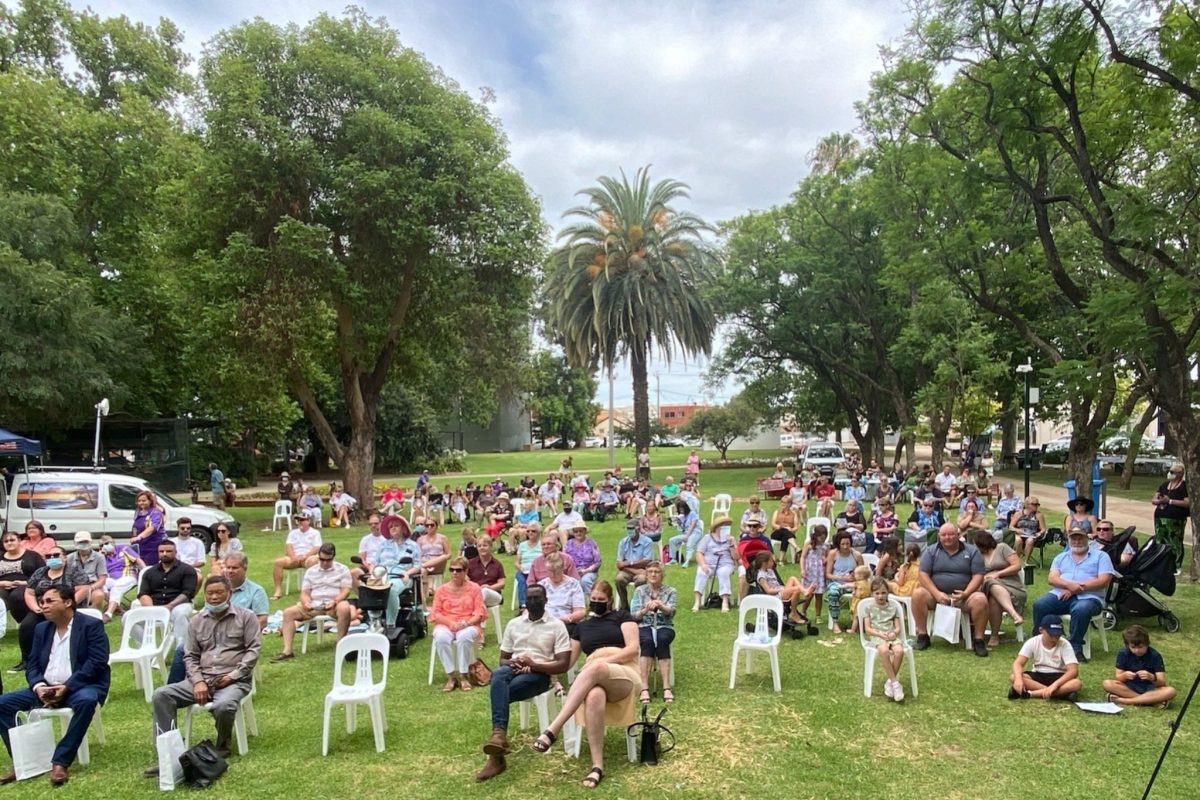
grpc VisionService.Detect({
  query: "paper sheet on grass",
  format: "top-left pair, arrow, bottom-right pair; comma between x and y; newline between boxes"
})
1075,701 -> 1124,714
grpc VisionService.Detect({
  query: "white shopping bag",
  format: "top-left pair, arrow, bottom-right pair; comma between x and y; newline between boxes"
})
932,603 -> 962,643
11,719 -> 54,780
156,729 -> 186,791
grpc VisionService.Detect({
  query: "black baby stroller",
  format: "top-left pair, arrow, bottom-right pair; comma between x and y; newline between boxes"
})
1101,537 -> 1179,633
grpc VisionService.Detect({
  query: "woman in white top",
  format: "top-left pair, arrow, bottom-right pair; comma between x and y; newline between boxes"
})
692,517 -> 736,613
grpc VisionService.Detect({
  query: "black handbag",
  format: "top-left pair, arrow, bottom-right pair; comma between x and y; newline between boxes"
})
628,706 -> 675,766
179,739 -> 228,788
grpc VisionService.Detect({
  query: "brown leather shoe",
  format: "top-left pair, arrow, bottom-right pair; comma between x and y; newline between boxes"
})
50,764 -> 69,786
0,772 -> 16,785
475,754 -> 506,782
482,726 -> 510,755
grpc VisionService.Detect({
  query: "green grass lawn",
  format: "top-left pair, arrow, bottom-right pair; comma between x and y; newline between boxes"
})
11,460 -> 1200,799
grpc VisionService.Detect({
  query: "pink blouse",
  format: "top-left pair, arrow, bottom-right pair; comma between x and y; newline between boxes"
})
430,580 -> 486,635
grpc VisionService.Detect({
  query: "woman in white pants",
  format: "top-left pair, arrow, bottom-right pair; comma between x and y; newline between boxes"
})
693,517 -> 736,612
428,556 -> 486,692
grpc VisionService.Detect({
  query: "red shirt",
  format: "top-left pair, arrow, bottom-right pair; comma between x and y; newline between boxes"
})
814,484 -> 836,499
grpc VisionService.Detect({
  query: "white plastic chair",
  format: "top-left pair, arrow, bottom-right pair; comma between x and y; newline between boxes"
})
888,595 -> 917,636
487,603 -> 503,643
108,606 -> 171,702
563,715 -> 638,762
510,498 -> 525,518
710,493 -> 733,525
183,677 -> 256,756
806,517 -> 832,540
862,553 -> 880,574
427,635 -> 482,685
321,633 -> 389,756
77,608 -> 103,621
1061,614 -> 1107,660
926,606 -> 972,650
857,600 -> 918,699
729,595 -> 784,692
517,690 -> 553,733
19,705 -> 106,766
272,500 -> 293,532
301,614 -> 335,654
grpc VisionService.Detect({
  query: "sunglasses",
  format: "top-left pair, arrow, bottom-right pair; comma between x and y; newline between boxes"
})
1097,527 -> 1113,531
215,528 -> 229,534
318,556 -> 333,562
49,552 -> 65,558
449,567 -> 465,573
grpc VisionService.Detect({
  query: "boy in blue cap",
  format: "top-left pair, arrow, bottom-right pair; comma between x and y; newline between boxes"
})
1008,615 -> 1082,701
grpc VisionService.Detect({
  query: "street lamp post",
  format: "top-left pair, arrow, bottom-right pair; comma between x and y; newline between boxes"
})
1015,360 -> 1033,498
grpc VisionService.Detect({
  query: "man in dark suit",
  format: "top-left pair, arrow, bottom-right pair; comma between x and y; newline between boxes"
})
0,583 -> 110,786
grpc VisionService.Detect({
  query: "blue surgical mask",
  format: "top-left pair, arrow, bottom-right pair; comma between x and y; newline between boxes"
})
414,524 -> 426,535
205,601 -> 230,615
47,557 -> 64,569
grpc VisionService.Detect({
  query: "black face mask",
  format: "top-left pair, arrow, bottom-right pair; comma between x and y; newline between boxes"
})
525,597 -> 547,619
589,600 -> 609,616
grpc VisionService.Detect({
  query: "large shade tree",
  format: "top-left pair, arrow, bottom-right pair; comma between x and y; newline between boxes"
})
192,11 -> 544,504
545,167 -> 718,453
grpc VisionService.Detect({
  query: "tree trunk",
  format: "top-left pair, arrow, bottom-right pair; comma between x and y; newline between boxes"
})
928,397 -> 953,471
999,406 -> 1018,468
630,345 -> 651,453
1064,379 -> 1117,502
1119,402 -> 1157,490
341,431 -> 378,512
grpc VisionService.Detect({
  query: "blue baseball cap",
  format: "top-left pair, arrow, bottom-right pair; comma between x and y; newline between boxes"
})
1040,616 -> 1065,636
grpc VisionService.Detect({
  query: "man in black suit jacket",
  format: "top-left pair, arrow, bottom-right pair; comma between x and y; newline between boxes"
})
0,583 -> 110,786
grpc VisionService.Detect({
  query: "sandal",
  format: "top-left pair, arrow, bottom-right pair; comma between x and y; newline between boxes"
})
458,678 -> 472,692
581,766 -> 604,789
986,636 -> 1000,649
270,594 -> 282,601
639,689 -> 651,705
663,688 -> 674,703
531,730 -> 556,754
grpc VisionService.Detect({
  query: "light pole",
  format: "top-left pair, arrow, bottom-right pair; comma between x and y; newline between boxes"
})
92,398 -> 110,470
607,366 -> 615,469
1015,360 -> 1033,498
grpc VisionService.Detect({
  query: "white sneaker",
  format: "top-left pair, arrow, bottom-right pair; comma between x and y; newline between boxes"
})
893,681 -> 905,702
883,679 -> 895,699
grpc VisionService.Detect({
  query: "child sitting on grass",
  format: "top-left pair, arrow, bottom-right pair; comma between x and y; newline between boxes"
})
1008,616 -> 1082,701
862,577 -> 906,702
1102,624 -> 1177,708
887,544 -> 921,597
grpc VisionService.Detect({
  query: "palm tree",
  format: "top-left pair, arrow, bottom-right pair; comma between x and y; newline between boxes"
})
545,167 -> 718,453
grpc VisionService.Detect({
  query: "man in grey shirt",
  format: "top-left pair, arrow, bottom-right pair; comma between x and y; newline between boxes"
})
66,531 -> 107,609
912,523 -> 989,658
144,575 -> 261,773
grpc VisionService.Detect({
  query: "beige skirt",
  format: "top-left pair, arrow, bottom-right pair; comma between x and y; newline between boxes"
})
573,647 -> 643,727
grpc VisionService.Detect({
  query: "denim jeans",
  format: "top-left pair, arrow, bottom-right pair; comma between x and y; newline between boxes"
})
1030,592 -> 1103,658
489,665 -> 550,730
516,571 -> 528,607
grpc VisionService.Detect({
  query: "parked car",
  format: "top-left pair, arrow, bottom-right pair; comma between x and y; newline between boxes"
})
547,439 -> 576,450
1043,435 -> 1072,452
583,437 -> 604,448
653,436 -> 686,447
0,467 -> 238,550
800,442 -> 845,476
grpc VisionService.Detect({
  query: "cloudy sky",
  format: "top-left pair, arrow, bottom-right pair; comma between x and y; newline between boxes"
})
73,0 -> 912,407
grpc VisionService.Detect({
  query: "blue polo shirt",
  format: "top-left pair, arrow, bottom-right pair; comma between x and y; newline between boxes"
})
617,533 -> 653,564
232,578 -> 269,617
1049,548 -> 1115,603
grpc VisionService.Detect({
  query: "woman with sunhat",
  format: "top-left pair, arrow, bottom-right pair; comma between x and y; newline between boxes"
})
1063,496 -> 1098,537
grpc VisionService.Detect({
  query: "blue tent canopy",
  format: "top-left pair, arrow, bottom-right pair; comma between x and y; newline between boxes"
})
0,428 -> 42,457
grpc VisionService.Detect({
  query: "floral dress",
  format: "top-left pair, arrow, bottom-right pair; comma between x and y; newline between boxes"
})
802,542 -> 828,594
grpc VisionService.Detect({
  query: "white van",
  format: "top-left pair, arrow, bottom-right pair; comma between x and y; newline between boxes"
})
0,468 -> 239,550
